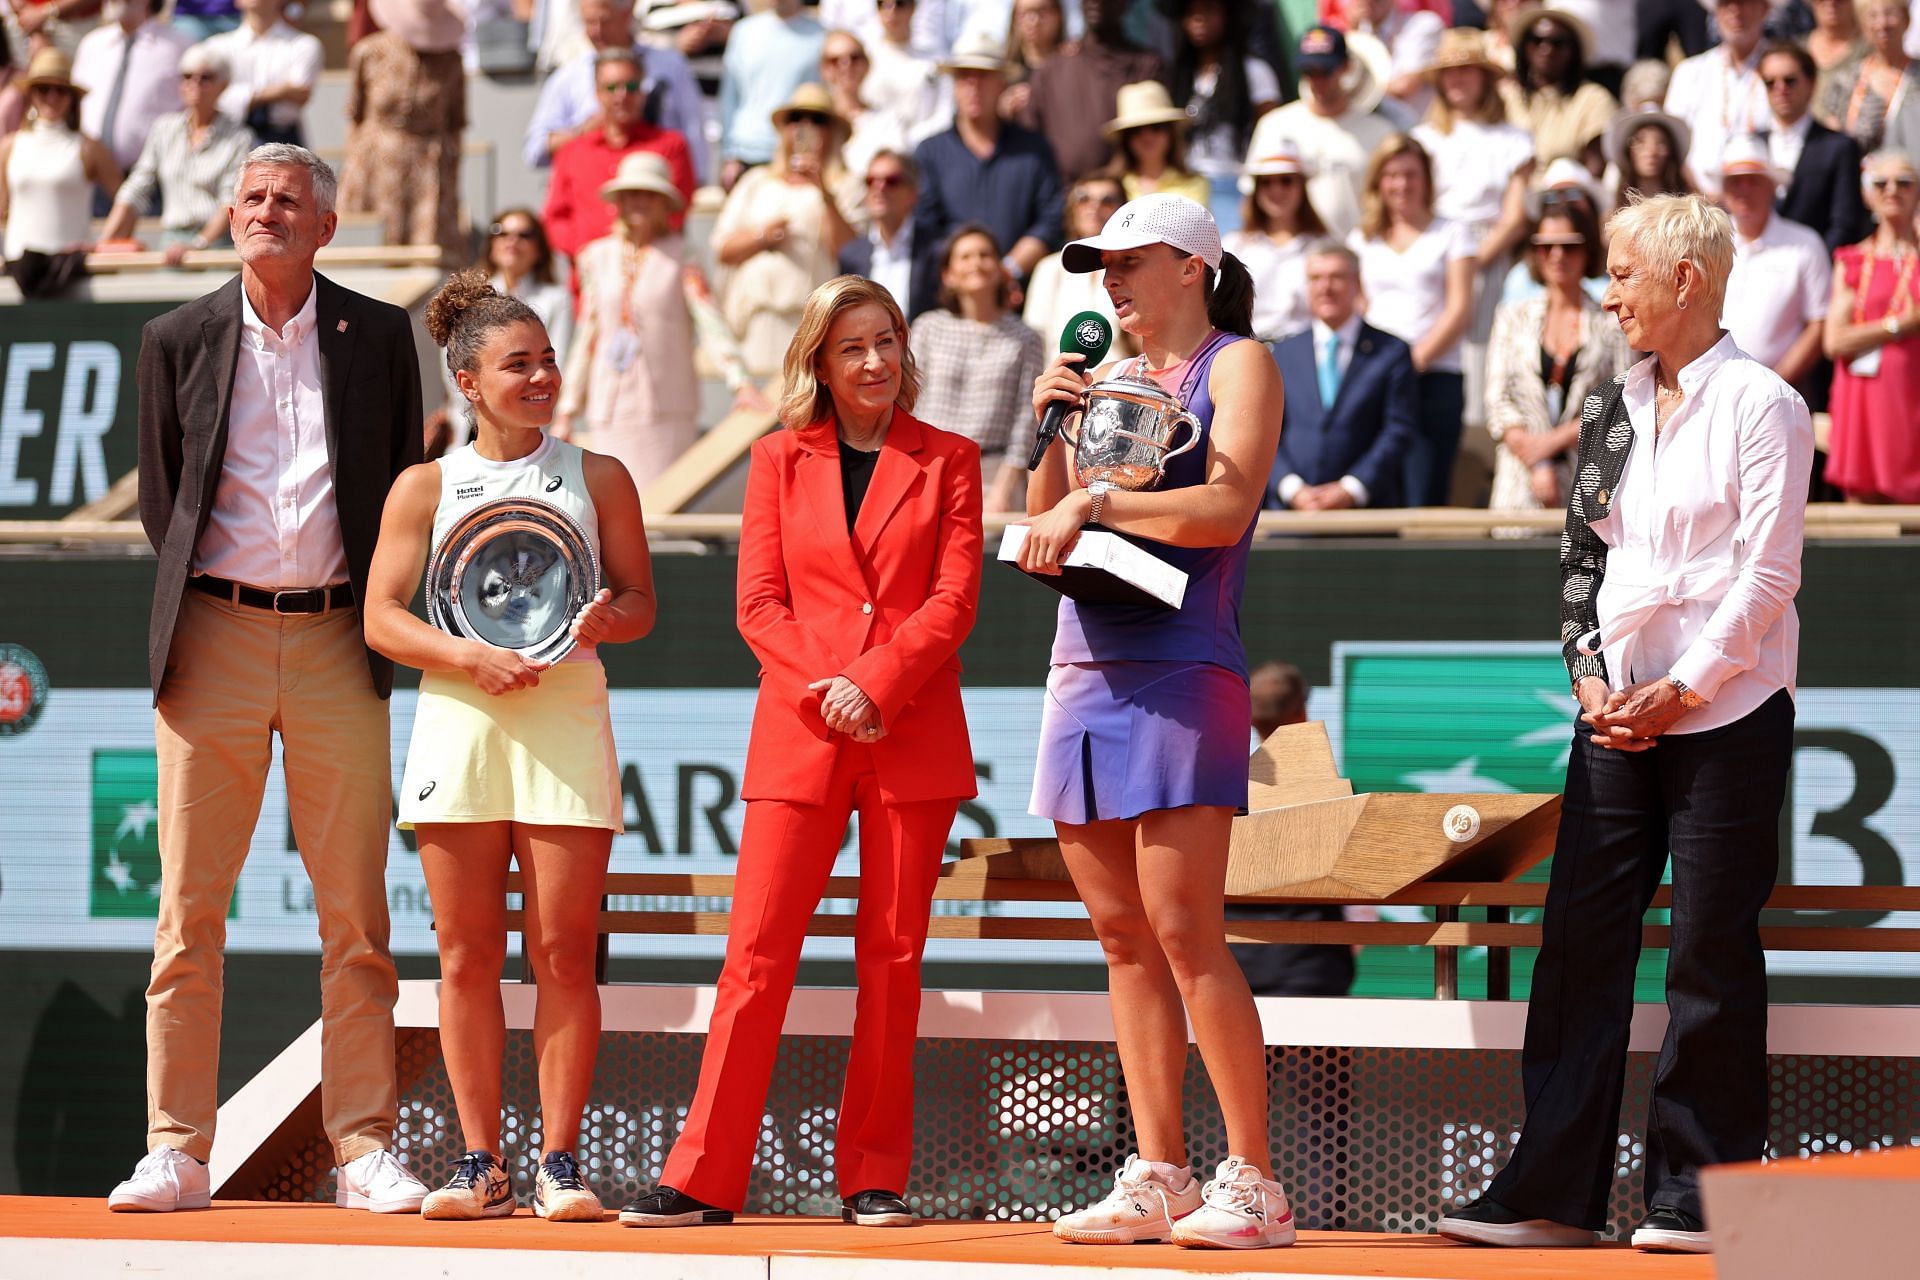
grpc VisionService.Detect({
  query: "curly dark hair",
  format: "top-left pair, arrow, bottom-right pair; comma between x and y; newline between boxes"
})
424,269 -> 542,375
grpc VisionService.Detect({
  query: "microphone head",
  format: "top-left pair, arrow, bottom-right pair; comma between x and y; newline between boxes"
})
1060,311 -> 1114,365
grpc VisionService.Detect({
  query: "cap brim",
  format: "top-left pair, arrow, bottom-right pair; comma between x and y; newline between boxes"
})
939,57 -> 1006,74
601,183 -> 686,210
1062,228 -> 1162,273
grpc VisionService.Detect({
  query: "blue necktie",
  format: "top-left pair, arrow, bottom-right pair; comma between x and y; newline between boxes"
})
1318,333 -> 1342,409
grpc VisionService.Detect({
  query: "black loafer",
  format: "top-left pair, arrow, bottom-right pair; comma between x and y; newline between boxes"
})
842,1189 -> 914,1226
618,1185 -> 733,1227
1435,1197 -> 1595,1248
1632,1206 -> 1711,1253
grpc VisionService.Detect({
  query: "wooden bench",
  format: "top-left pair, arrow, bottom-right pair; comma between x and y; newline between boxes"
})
499,868 -> 1920,1000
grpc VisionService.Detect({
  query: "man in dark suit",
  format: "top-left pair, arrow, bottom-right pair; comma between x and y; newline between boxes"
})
839,148 -> 937,322
1762,40 -> 1871,254
1268,243 -> 1420,510
114,144 -> 427,1215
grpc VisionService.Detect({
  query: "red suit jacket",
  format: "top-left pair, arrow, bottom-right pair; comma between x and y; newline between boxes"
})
737,408 -> 983,806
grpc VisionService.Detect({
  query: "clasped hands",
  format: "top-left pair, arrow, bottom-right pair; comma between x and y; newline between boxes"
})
1576,675 -> 1689,752
808,675 -> 885,741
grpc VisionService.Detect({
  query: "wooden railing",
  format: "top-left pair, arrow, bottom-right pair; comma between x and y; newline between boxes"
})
499,870 -> 1920,1000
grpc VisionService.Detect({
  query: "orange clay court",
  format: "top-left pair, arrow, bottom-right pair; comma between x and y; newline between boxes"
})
0,1196 -> 1710,1280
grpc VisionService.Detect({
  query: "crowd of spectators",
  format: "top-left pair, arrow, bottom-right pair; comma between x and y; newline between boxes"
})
5,0 -> 1920,508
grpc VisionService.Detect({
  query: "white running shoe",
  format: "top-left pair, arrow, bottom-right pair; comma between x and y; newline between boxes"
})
1171,1157 -> 1297,1250
422,1150 -> 515,1220
1052,1154 -> 1202,1244
532,1152 -> 604,1222
108,1148 -> 211,1212
336,1148 -> 430,1213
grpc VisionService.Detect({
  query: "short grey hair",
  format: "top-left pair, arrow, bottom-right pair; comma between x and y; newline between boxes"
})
1605,192 -> 1734,316
594,46 -> 644,73
1303,239 -> 1360,277
1862,146 -> 1919,199
235,144 -> 337,215
178,44 -> 231,82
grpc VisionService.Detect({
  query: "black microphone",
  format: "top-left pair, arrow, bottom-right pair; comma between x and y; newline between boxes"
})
1027,311 -> 1114,470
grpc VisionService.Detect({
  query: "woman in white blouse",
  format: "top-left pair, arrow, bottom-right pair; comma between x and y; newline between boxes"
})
1222,137 -> 1324,344
1024,173 -> 1128,354
1349,133 -> 1473,506
1413,28 -> 1535,453
0,49 -> 120,263
1438,192 -> 1811,1257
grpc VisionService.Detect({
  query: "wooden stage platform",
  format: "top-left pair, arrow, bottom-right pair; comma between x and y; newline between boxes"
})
0,1197 -> 1712,1280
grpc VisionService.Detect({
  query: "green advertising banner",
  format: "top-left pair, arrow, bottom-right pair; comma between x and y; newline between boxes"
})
0,301 -> 173,520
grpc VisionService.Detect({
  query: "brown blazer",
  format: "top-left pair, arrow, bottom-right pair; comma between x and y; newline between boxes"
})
137,273 -> 424,700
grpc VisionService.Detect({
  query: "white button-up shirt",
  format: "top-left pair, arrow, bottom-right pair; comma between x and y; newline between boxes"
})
1767,110 -> 1812,180
193,283 -> 346,590
1665,43 -> 1769,200
207,20 -> 323,133
1586,336 -> 1813,733
867,217 -> 915,317
72,19 -> 190,172
1723,212 -> 1831,370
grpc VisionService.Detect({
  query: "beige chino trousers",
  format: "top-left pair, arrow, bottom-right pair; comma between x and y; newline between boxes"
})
148,590 -> 399,1166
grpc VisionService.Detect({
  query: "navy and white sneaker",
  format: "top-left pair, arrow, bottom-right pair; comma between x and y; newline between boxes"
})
532,1151 -> 604,1222
421,1150 -> 515,1220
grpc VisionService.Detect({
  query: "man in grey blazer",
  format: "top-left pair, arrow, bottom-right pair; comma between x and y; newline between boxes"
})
112,144 -> 428,1214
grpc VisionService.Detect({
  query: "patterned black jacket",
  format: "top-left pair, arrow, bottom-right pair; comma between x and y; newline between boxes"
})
1558,373 -> 1634,688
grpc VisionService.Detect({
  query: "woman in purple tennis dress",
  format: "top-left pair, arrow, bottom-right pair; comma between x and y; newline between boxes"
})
1017,194 -> 1290,1251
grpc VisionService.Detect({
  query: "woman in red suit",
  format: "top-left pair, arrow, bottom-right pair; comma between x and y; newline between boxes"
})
621,275 -> 984,1230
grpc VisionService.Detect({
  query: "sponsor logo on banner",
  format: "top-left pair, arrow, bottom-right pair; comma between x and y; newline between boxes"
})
90,749 -> 164,917
0,643 -> 48,736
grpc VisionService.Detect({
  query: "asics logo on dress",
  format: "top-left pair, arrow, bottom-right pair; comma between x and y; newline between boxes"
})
545,475 -> 563,492
418,781 -> 436,800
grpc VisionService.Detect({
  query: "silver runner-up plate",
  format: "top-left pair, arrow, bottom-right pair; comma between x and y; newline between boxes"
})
425,497 -> 600,664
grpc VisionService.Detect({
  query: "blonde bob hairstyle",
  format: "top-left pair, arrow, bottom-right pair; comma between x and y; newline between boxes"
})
778,275 -> 922,430
1604,192 -> 1735,318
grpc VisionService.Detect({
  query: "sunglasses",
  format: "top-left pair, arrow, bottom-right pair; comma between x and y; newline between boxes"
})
1073,190 -> 1123,205
489,223 -> 538,240
824,52 -> 867,66
785,111 -> 833,126
598,79 -> 643,94
1867,174 -> 1920,191
1531,237 -> 1586,252
1524,32 -> 1574,49
1255,173 -> 1303,185
877,0 -> 914,9
1540,188 -> 1589,206
180,71 -> 220,83
867,173 -> 908,189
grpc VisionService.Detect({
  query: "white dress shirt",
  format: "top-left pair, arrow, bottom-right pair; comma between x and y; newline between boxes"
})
1664,43 -> 1769,200
194,284 -> 347,591
1767,110 -> 1812,179
1277,314 -> 1369,508
867,217 -> 915,317
1583,336 -> 1813,733
73,19 -> 190,172
208,20 -> 324,133
1723,213 -> 1830,370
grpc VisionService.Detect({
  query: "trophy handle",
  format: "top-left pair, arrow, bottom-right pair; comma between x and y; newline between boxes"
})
1161,411 -> 1202,462
1058,398 -> 1085,450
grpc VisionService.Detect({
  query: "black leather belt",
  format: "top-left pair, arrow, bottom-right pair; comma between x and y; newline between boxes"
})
190,575 -> 355,614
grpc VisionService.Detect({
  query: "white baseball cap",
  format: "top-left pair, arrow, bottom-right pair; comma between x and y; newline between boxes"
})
1061,194 -> 1222,274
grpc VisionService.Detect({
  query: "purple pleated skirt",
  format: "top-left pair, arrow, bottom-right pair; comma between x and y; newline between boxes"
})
1029,660 -> 1252,825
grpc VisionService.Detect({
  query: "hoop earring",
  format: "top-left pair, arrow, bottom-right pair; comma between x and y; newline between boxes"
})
1676,297 -> 1688,311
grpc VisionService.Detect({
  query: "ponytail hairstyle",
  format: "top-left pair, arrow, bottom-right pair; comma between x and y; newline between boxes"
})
424,268 -> 544,379
1204,250 -> 1255,338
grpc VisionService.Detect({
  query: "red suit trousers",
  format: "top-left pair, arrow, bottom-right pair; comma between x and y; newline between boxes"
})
661,742 -> 958,1209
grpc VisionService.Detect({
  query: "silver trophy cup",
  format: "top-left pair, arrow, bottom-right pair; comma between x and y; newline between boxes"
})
425,497 -> 600,664
1061,367 -> 1201,491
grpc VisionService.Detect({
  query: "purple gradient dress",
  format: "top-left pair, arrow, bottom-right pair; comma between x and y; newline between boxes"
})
1029,330 -> 1259,824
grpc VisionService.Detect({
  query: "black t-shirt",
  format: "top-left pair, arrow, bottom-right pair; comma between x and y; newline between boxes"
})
839,441 -> 880,531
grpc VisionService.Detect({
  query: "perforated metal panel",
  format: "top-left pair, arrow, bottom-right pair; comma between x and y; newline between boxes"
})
251,1030 -> 1920,1240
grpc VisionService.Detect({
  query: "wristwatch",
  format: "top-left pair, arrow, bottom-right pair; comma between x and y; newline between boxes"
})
1885,314 -> 1902,337
1666,676 -> 1706,711
1085,479 -> 1113,526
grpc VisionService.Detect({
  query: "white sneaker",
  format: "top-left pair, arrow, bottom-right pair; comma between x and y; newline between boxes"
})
1052,1154 -> 1202,1244
422,1150 -> 516,1220
108,1148 -> 211,1212
1171,1157 -> 1297,1250
531,1152 -> 604,1223
336,1148 -> 429,1213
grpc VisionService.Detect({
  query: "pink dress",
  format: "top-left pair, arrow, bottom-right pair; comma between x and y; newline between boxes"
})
1828,244 -> 1920,502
